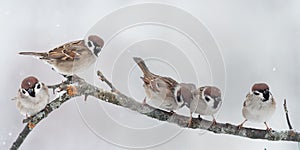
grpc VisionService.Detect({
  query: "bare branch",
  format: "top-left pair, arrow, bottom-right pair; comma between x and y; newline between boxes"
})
97,71 -> 118,93
10,73 -> 300,149
283,99 -> 293,130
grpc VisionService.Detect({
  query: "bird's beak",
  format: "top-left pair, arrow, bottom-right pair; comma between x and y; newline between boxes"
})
27,88 -> 36,97
262,91 -> 270,102
94,47 -> 102,57
213,98 -> 222,109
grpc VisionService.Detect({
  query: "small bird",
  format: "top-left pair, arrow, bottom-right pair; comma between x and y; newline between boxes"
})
13,76 -> 50,117
133,57 -> 192,112
184,86 -> 222,127
19,35 -> 104,76
239,83 -> 276,131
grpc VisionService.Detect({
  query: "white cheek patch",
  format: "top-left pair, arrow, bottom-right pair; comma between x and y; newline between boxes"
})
203,95 -> 214,107
207,99 -> 215,108
34,82 -> 42,94
86,40 -> 95,50
259,93 -> 265,99
174,85 -> 184,106
174,85 -> 181,99
20,88 -> 30,97
251,91 -> 264,99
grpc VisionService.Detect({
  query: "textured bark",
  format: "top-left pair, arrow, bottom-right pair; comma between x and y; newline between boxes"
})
10,74 -> 300,150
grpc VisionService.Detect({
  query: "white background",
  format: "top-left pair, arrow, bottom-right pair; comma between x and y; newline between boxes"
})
0,0 -> 299,149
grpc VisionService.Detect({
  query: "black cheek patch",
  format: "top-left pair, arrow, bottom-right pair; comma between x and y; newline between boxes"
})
87,41 -> 92,47
176,89 -> 182,102
177,95 -> 182,102
21,89 -> 26,94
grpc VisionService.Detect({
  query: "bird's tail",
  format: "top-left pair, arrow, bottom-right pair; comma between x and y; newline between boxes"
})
19,52 -> 47,58
133,57 -> 154,79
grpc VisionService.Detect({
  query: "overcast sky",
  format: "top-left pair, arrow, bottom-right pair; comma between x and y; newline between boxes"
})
0,0 -> 299,149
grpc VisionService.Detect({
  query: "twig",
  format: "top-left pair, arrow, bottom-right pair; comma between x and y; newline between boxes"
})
10,72 -> 300,149
97,71 -> 118,93
283,99 -> 293,130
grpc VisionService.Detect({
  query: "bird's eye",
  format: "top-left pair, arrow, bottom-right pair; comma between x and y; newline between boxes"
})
21,89 -> 27,94
205,96 -> 210,102
36,83 -> 41,89
253,91 -> 260,95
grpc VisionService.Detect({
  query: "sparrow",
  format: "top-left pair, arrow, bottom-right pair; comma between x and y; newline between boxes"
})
13,76 -> 50,117
19,35 -> 104,76
184,86 -> 222,127
133,57 -> 192,113
239,83 -> 276,131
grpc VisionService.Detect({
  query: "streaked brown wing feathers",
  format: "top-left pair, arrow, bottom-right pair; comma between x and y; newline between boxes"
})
47,40 -> 83,61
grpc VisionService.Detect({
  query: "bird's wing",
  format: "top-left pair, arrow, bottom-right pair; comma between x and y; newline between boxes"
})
243,92 -> 251,107
179,83 -> 196,105
47,40 -> 84,61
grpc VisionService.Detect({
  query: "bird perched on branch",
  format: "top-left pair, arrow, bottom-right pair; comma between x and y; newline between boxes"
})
19,35 -> 104,76
184,86 -> 222,127
239,83 -> 276,131
13,76 -> 49,117
133,57 -> 193,113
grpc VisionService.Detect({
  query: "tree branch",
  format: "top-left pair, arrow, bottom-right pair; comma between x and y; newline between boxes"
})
10,72 -> 300,149
283,99 -> 293,130
97,71 -> 117,93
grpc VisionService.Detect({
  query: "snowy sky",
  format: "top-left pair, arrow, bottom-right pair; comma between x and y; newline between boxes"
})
0,0 -> 299,149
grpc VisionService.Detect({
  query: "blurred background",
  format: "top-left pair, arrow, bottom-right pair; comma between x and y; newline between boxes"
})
0,0 -> 299,149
